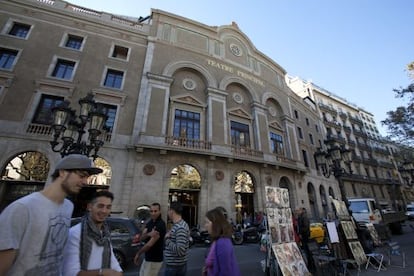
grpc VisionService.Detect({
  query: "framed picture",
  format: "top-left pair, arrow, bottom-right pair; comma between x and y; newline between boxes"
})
348,241 -> 367,265
341,221 -> 358,240
366,223 -> 381,246
272,243 -> 309,276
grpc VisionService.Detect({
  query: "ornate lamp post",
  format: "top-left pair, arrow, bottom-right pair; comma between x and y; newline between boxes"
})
314,144 -> 353,209
50,93 -> 107,159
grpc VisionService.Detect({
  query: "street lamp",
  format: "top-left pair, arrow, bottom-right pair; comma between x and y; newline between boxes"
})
50,93 -> 108,159
399,160 -> 414,186
314,144 -> 353,209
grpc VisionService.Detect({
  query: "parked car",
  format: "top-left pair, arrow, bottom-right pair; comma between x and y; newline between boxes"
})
71,217 -> 142,268
406,204 -> 414,220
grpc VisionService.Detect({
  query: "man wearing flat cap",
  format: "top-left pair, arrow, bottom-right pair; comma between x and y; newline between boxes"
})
0,154 -> 103,276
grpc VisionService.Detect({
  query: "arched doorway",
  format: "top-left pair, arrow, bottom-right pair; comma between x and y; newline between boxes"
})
307,182 -> 319,219
234,171 -> 255,225
168,164 -> 201,227
0,151 -> 49,211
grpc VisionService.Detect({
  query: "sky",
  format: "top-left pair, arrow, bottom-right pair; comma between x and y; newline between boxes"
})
68,0 -> 413,136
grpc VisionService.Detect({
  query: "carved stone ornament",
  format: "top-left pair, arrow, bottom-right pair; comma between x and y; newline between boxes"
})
183,78 -> 196,91
143,164 -> 155,175
229,43 -> 242,57
268,106 -> 277,117
266,176 -> 272,185
215,170 -> 224,181
232,92 -> 243,104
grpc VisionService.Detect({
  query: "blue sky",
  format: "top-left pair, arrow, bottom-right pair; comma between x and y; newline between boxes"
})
68,0 -> 413,136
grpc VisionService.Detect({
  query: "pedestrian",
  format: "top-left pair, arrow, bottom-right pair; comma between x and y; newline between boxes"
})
0,154 -> 102,275
297,207 -> 314,271
63,190 -> 122,275
164,202 -> 190,276
203,207 -> 241,276
134,202 -> 167,276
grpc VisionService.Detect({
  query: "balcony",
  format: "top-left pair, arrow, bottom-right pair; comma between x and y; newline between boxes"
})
324,119 -> 342,130
372,147 -> 389,155
378,160 -> 395,169
353,129 -> 368,138
348,140 -> 356,147
357,142 -> 372,152
339,112 -> 348,119
352,154 -> 363,163
326,134 -> 346,144
349,115 -> 363,125
165,136 -> 212,151
26,123 -> 112,142
363,158 -> 378,167
343,125 -> 352,133
318,103 -> 338,115
231,145 -> 263,158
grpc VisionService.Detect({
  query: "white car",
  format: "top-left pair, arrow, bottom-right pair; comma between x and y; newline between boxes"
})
406,204 -> 414,220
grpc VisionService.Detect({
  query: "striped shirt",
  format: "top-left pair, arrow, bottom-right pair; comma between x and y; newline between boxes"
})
164,219 -> 190,266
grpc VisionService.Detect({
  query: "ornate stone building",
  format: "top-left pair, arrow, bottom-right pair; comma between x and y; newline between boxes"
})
0,0 -> 344,225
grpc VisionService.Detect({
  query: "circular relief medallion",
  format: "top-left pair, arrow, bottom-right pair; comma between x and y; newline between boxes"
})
143,164 -> 155,175
268,106 -> 277,117
232,92 -> 244,104
229,43 -> 242,57
215,170 -> 224,181
183,78 -> 196,91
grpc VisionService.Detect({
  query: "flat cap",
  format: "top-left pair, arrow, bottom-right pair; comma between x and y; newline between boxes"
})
55,154 -> 103,175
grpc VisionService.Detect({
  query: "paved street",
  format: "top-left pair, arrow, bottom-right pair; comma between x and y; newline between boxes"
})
125,221 -> 414,275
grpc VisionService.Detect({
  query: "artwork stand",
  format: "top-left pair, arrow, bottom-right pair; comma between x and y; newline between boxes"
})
264,186 -> 310,276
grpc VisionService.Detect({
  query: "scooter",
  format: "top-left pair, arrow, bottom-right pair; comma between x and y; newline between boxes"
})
190,225 -> 210,246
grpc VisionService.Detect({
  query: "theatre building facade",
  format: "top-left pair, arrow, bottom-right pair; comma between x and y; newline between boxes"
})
0,0 -> 339,226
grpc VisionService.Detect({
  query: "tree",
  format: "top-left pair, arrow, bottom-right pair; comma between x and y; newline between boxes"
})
382,62 -> 414,146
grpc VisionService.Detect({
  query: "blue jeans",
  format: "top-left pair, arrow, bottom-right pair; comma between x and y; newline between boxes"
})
164,264 -> 187,276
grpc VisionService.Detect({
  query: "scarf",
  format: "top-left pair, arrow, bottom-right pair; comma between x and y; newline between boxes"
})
80,214 -> 112,270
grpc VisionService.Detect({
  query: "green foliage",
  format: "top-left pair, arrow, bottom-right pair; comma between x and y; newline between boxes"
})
382,63 -> 414,146
169,164 -> 201,189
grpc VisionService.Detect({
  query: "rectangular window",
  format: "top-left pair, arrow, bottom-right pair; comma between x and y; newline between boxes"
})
8,22 -> 31,38
32,94 -> 64,125
294,110 -> 299,119
302,150 -> 309,167
0,48 -> 18,69
52,59 -> 75,80
270,132 -> 284,155
309,133 -> 314,145
306,118 -> 309,126
297,127 -> 303,139
65,34 -> 84,50
231,121 -> 250,147
111,45 -> 129,60
315,124 -> 319,132
99,103 -> 117,133
104,69 -> 124,89
173,109 -> 200,139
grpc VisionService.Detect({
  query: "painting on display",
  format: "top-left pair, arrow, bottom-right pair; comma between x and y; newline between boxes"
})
273,242 -> 310,276
348,241 -> 367,265
265,186 -> 309,275
340,220 -> 358,240
332,198 -> 350,219
366,223 -> 381,246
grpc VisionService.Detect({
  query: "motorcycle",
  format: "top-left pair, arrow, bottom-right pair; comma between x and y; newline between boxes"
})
190,225 -> 210,246
232,223 -> 265,245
